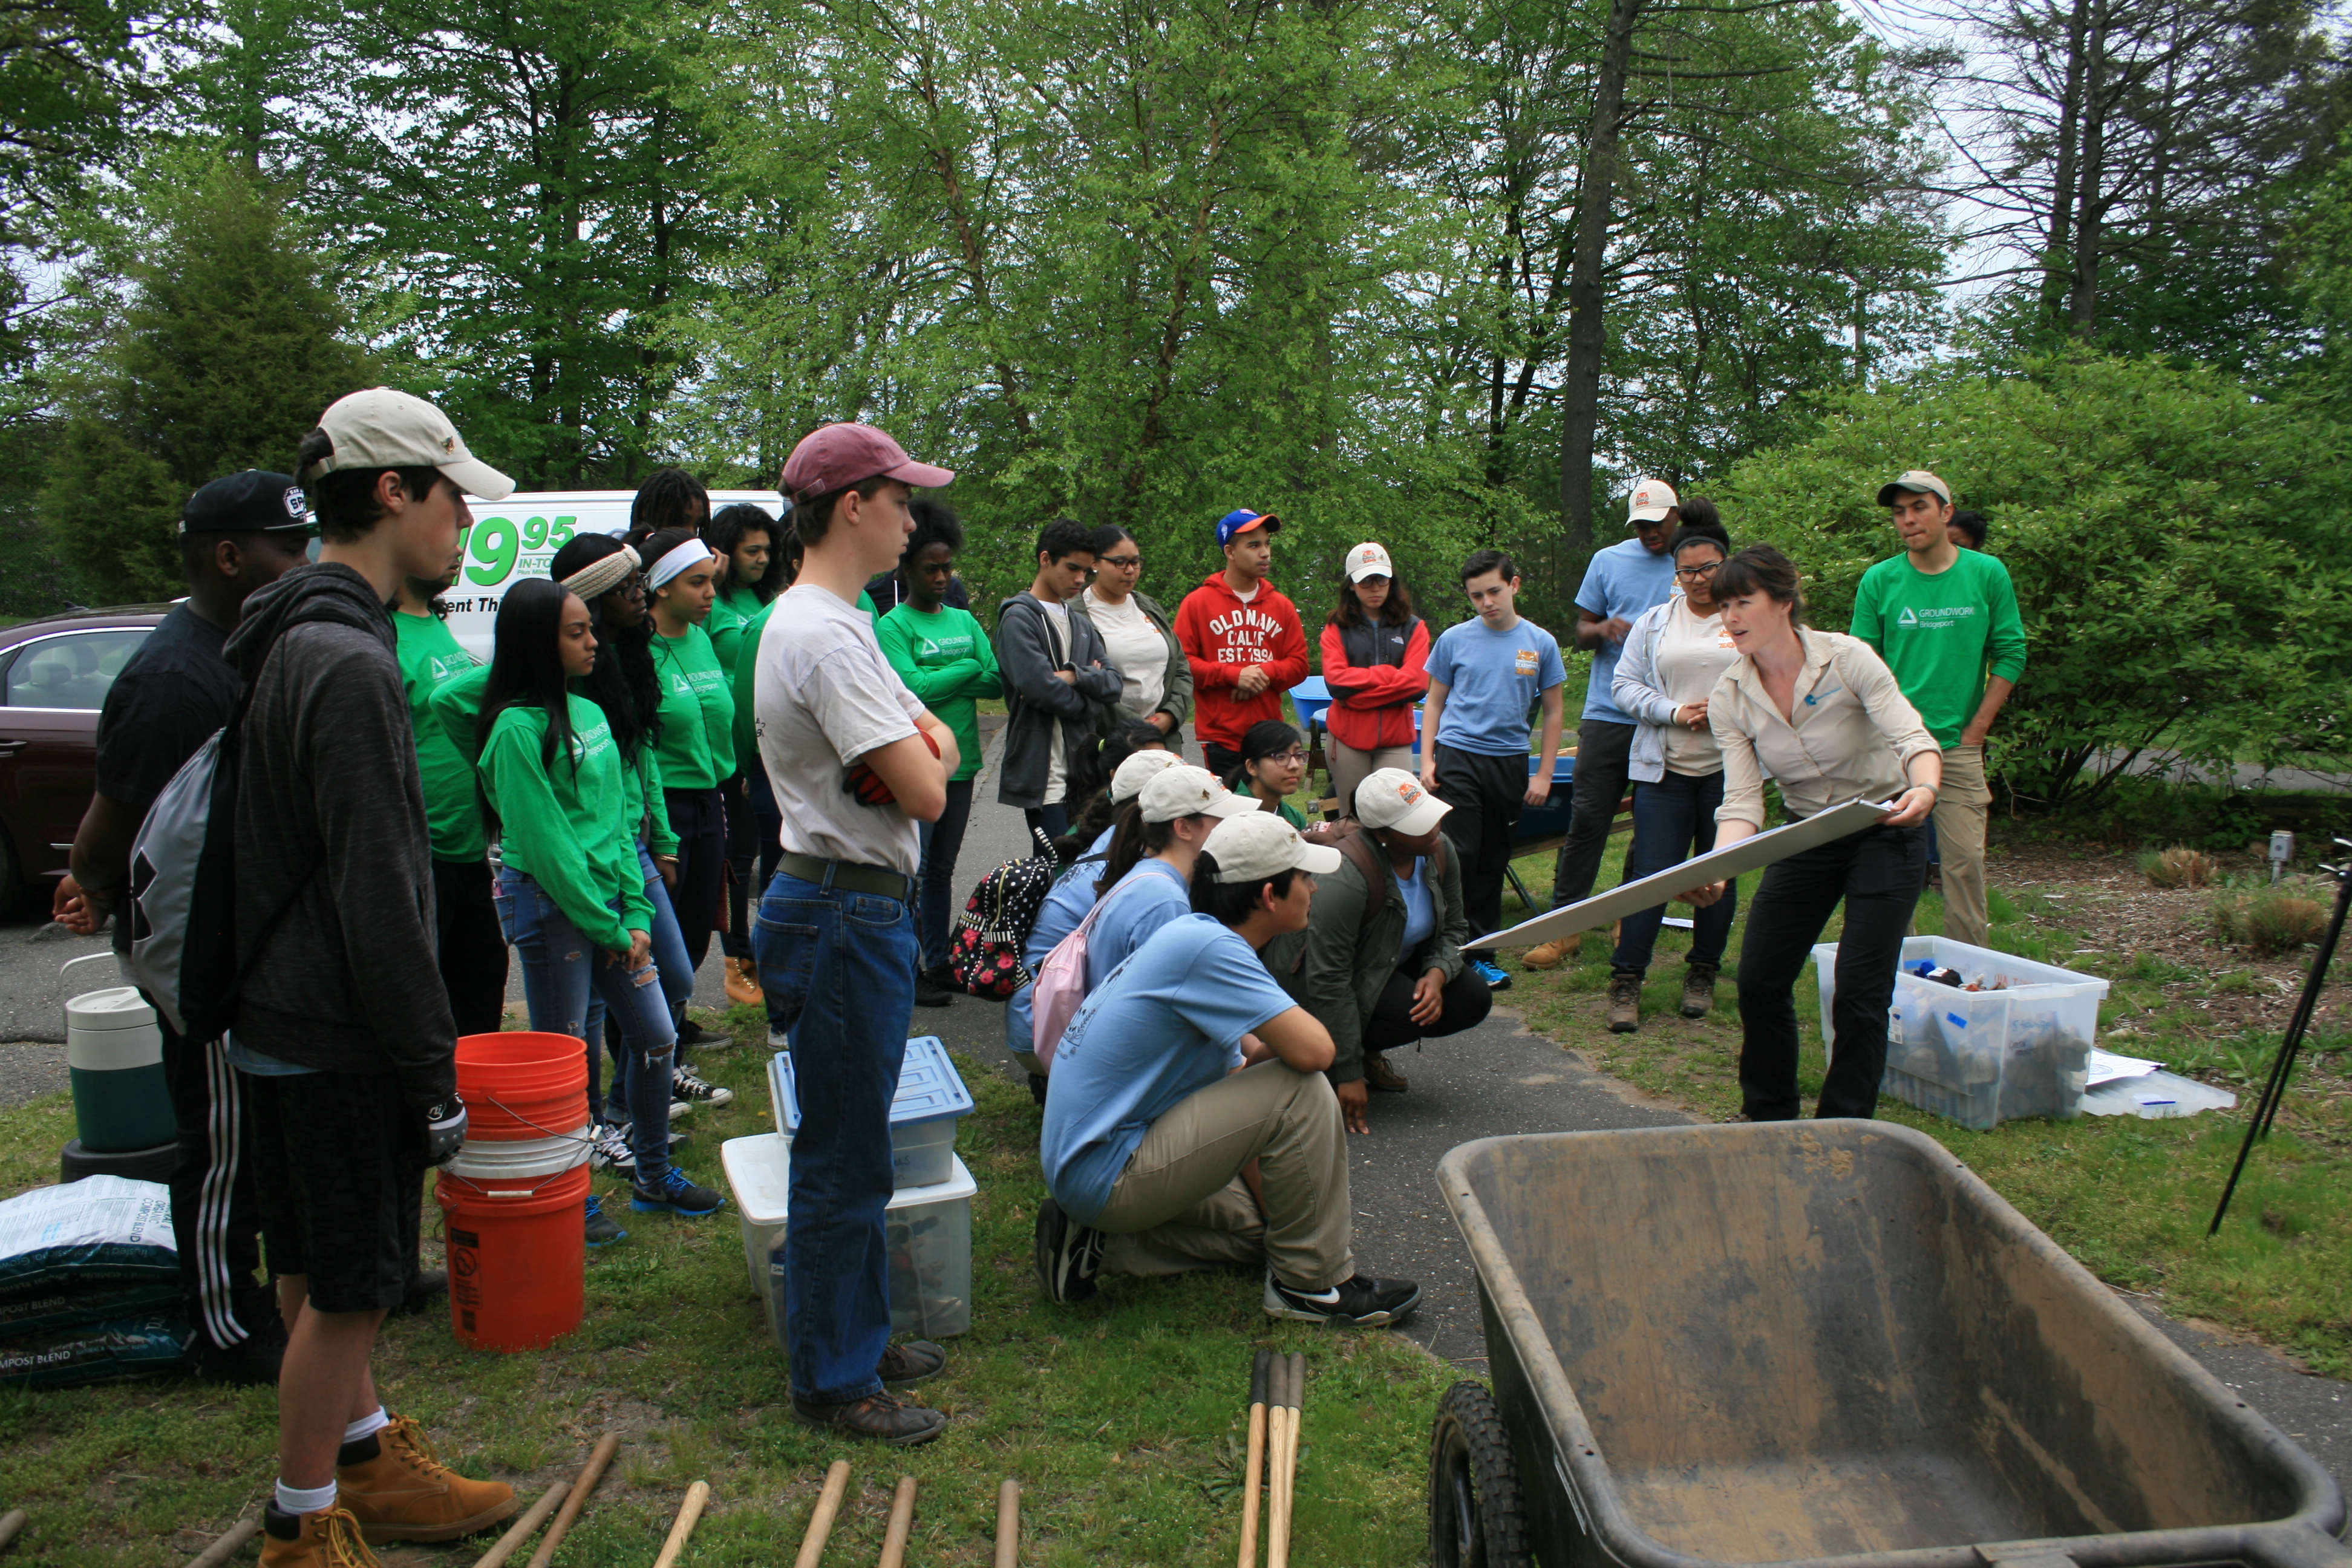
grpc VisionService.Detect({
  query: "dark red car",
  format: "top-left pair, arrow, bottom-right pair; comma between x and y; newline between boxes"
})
0,606 -> 172,909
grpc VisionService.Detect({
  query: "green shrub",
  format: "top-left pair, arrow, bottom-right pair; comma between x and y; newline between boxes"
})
2211,883 -> 2331,956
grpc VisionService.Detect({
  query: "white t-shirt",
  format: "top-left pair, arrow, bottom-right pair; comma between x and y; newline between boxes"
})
1653,596 -> 1740,777
756,583 -> 925,875
1085,588 -> 1167,720
1039,598 -> 1072,806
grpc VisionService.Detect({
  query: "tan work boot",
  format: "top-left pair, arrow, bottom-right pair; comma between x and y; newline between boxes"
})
1607,972 -> 1642,1033
1524,933 -> 1581,970
336,1415 -> 518,1543
259,1508 -> 382,1568
724,956 -> 764,1007
1363,1051 -> 1410,1093
1681,961 -> 1719,1019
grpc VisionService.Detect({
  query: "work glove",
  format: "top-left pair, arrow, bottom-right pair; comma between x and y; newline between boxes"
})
422,1096 -> 469,1167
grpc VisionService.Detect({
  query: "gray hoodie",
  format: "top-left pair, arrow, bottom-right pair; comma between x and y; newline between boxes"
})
994,592 -> 1123,811
225,562 -> 456,1104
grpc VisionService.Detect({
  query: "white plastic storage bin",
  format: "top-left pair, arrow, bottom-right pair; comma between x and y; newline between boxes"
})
720,1133 -> 974,1341
766,1034 -> 972,1189
1811,935 -> 2108,1130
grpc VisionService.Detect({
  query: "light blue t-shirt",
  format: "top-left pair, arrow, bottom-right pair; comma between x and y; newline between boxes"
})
1005,836 -> 1118,1057
1396,861 -> 1436,966
1041,916 -> 1297,1224
1426,618 -> 1568,756
1573,538 -> 1677,724
1085,858 -> 1192,987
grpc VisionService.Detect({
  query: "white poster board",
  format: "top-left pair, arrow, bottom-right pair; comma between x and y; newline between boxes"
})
1475,796 -> 1893,949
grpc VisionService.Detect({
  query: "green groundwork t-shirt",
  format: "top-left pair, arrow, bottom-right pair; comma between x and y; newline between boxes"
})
479,695 -> 651,954
650,621 -> 737,791
1849,549 -> 2028,748
708,583 -> 763,690
877,604 -> 1002,783
395,611 -> 487,862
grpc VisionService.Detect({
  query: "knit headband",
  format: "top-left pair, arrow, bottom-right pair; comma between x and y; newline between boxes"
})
646,538 -> 714,592
559,543 -> 641,602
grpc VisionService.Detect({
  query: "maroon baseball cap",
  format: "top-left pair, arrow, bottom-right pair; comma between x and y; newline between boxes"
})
779,423 -> 954,504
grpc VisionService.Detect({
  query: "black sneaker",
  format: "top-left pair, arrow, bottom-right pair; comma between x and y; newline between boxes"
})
877,1340 -> 947,1387
586,1194 -> 628,1247
671,1064 -> 733,1108
1033,1198 -> 1103,1304
787,1391 -> 946,1446
589,1123 -> 636,1174
913,970 -> 953,1008
1263,1272 -> 1422,1326
187,1326 -> 285,1386
630,1166 -> 727,1217
1027,1073 -> 1048,1106
396,1269 -> 448,1317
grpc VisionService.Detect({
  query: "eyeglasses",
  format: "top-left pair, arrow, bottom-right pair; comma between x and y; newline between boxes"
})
1674,561 -> 1722,580
1261,748 -> 1308,765
1099,555 -> 1142,569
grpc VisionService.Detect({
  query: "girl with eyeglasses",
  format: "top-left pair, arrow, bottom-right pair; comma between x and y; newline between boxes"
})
1069,524 -> 1193,740
1224,719 -> 1310,828
1603,522 -> 1739,1032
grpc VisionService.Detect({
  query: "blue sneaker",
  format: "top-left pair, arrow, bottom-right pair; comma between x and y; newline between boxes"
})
1472,958 -> 1512,991
585,1194 -> 627,1246
630,1165 -> 727,1217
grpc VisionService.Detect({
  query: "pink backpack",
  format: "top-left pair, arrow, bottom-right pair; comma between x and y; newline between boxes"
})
1030,874 -> 1160,1071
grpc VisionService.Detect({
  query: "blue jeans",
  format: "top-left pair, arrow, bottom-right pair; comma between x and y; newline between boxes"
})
497,866 -> 679,1183
1610,770 -> 1736,973
592,844 -> 697,1123
754,868 -> 916,1405
915,779 -> 975,970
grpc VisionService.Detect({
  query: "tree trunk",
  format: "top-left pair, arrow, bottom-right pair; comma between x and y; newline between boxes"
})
2041,0 -> 2092,328
1557,0 -> 1641,577
2066,0 -> 2110,336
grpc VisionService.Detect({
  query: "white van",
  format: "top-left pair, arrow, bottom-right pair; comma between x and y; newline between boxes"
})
443,489 -> 786,661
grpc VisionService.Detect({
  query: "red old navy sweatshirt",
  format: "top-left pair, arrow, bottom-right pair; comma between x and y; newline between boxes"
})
1173,570 -> 1310,752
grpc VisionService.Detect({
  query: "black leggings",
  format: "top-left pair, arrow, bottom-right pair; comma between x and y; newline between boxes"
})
663,785 -> 727,975
1362,965 -> 1494,1054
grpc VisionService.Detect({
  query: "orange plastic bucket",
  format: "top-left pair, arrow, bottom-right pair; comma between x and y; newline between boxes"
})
456,1032 -> 587,1142
435,1163 -> 588,1351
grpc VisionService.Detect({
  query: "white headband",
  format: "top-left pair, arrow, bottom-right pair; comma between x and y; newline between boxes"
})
645,538 -> 714,592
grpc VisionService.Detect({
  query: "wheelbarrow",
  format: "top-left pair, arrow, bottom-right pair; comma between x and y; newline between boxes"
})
1429,1121 -> 2350,1568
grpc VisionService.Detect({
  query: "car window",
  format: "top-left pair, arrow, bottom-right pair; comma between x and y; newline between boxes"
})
4,629 -> 152,711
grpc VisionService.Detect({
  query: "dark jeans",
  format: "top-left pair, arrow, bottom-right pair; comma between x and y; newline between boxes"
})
1362,965 -> 1494,1053
1734,821 -> 1928,1121
1202,741 -> 1242,780
1433,745 -> 1525,958
1612,771 -> 1736,974
1023,802 -> 1069,858
720,769 -> 758,962
754,867 -> 917,1405
916,778 -> 976,970
1549,717 -> 1635,909
664,785 -> 727,975
162,1022 -> 276,1351
432,856 -> 509,1037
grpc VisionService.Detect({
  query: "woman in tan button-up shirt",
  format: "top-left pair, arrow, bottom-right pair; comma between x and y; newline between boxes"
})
1678,546 -> 1940,1122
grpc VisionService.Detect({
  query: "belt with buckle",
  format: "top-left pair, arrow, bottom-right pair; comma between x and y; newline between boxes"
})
774,852 -> 916,904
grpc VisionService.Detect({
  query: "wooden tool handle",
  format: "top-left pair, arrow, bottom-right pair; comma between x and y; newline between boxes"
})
877,1475 -> 918,1568
653,1481 -> 710,1568
793,1461 -> 853,1568
186,1518 -> 257,1568
528,1434 -> 620,1568
1238,1348 -> 1272,1568
472,1481 -> 570,1568
993,1478 -> 1021,1568
0,1511 -> 25,1553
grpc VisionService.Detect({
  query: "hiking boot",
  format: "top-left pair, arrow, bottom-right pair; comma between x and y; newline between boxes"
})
1362,1052 -> 1410,1094
1263,1272 -> 1422,1327
585,1194 -> 627,1247
630,1166 -> 727,1217
336,1415 -> 518,1543
260,1505 -> 381,1568
724,956 -> 763,1007
1607,972 -> 1642,1033
1523,934 -> 1581,970
671,1064 -> 733,1109
394,1270 -> 446,1319
1681,962 -> 1718,1019
877,1340 -> 947,1387
913,969 -> 954,1008
1033,1198 -> 1103,1305
788,1391 -> 947,1446
1470,958 -> 1511,991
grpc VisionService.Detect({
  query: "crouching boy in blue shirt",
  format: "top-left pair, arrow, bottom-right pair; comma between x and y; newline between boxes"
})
1033,811 -> 1422,1326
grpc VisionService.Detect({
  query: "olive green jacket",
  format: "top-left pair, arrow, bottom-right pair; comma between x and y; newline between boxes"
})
1266,837 -> 1466,1084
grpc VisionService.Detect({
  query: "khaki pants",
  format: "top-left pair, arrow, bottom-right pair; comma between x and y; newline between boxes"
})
1094,1062 -> 1353,1291
1327,739 -> 1417,820
1934,744 -> 1991,949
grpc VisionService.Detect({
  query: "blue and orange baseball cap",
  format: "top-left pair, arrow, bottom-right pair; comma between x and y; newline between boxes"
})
1215,509 -> 1282,547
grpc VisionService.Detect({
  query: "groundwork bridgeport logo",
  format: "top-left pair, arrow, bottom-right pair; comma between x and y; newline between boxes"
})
1895,605 -> 1978,629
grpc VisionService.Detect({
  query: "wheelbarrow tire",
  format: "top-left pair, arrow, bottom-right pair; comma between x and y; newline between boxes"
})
1428,1379 -> 1531,1568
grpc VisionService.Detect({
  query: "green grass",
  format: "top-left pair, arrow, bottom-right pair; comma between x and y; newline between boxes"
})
1502,832 -> 2352,1377
0,1015 -> 1454,1564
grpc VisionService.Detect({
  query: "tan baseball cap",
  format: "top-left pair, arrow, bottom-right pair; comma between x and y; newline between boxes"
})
1110,750 -> 1182,804
1877,469 -> 1952,506
1203,811 -> 1342,882
1139,765 -> 1259,825
1627,477 -> 1678,524
1353,768 -> 1450,837
301,388 -> 514,500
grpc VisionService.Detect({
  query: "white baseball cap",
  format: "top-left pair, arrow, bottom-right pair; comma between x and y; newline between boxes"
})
1139,765 -> 1259,825
1353,768 -> 1450,837
1111,749 -> 1182,804
1627,477 -> 1677,525
301,388 -> 515,501
1203,811 -> 1343,882
1344,542 -> 1394,582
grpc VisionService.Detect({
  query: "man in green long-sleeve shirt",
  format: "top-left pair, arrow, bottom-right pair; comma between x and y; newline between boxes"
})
1851,469 -> 2028,949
